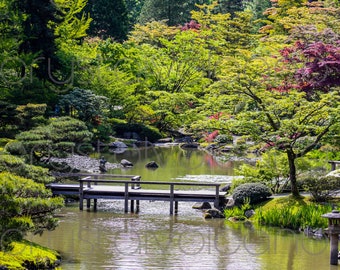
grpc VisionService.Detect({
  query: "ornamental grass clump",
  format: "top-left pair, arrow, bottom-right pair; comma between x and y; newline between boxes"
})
255,202 -> 332,230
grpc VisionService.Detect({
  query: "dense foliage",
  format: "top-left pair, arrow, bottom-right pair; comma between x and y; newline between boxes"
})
232,183 -> 272,205
0,172 -> 64,251
0,2 -> 340,252
255,198 -> 333,230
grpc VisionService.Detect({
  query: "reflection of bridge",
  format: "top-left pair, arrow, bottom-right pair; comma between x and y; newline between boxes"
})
48,174 -> 227,215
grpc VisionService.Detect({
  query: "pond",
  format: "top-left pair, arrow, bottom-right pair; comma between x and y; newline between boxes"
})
97,144 -> 242,183
30,146 -> 336,269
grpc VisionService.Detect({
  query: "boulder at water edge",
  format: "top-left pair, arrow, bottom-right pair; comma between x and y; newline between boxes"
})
145,161 -> 159,169
203,208 -> 225,219
121,159 -> 133,167
192,202 -> 212,210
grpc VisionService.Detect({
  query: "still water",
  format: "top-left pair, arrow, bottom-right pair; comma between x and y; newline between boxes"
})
30,146 -> 337,269
98,145 -> 239,183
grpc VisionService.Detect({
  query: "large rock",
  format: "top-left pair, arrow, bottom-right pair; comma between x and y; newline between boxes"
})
244,209 -> 255,218
225,197 -> 235,209
192,202 -> 212,210
203,208 -> 225,219
145,161 -> 159,169
327,169 -> 340,178
157,138 -> 173,143
134,141 -> 153,147
121,159 -> 133,167
110,141 -> 128,148
180,143 -> 199,149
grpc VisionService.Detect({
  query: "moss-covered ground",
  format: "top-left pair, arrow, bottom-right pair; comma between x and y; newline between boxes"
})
0,240 -> 61,269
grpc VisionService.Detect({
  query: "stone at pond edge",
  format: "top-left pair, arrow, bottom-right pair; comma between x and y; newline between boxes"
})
121,159 -> 133,167
110,141 -> 128,148
225,197 -> 235,208
327,169 -> 340,178
228,216 -> 247,222
203,208 -> 225,219
244,209 -> 255,218
192,202 -> 212,210
180,143 -> 199,149
134,140 -> 153,147
157,138 -> 173,143
145,161 -> 159,169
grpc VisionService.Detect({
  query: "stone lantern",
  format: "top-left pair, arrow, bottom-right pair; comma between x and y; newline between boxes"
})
322,210 -> 340,265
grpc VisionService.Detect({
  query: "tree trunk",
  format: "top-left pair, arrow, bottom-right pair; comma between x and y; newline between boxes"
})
287,149 -> 300,197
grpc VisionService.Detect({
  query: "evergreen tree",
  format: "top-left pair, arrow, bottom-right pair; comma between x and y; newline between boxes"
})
0,172 -> 64,251
138,0 -> 211,26
16,0 -> 60,80
85,0 -> 129,40
216,0 -> 244,16
126,0 -> 146,28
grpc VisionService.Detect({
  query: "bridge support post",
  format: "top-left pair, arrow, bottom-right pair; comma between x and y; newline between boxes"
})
175,201 -> 178,215
170,184 -> 174,215
94,199 -> 97,211
136,200 -> 140,213
124,183 -> 129,213
214,185 -> 220,208
79,180 -> 84,211
131,200 -> 134,213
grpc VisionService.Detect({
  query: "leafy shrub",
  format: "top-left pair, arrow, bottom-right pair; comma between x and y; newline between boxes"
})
235,137 -> 247,145
214,134 -> 233,144
7,117 -> 93,163
0,138 -> 12,147
0,154 -> 54,183
232,183 -> 272,205
234,150 -> 289,193
301,173 -> 340,202
0,172 -> 64,250
4,140 -> 27,155
224,198 -> 252,220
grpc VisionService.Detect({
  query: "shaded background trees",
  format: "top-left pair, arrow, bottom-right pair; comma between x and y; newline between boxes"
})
85,0 -> 129,40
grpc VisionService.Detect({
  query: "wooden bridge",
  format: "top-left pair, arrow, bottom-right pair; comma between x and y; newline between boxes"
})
48,174 -> 227,215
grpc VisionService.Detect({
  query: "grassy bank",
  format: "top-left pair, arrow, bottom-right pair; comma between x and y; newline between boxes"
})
225,195 -> 336,230
253,196 -> 334,230
0,240 -> 61,270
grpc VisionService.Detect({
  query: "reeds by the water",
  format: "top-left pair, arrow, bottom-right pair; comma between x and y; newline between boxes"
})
255,203 -> 333,230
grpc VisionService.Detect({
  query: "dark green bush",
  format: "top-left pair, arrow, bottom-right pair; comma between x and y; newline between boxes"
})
302,174 -> 340,202
214,134 -> 233,144
112,123 -> 162,143
4,140 -> 27,155
0,138 -> 12,147
232,183 -> 272,205
0,154 -> 54,184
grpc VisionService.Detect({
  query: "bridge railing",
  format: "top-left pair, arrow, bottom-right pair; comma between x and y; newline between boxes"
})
78,176 -> 222,214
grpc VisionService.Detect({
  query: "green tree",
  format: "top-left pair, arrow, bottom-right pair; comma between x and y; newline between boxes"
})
0,101 -> 19,138
0,172 -> 64,251
16,0 -> 59,80
7,117 -> 92,163
0,154 -> 54,184
58,88 -> 108,123
126,0 -> 146,27
213,48 -> 339,197
15,103 -> 47,131
138,0 -> 212,26
215,0 -> 244,16
85,0 -> 128,40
